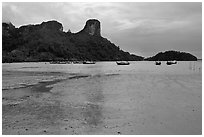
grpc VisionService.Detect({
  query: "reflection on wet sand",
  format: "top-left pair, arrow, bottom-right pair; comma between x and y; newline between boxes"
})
82,75 -> 105,133
83,103 -> 103,126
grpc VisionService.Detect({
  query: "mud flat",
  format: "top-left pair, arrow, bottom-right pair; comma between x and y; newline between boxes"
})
2,61 -> 202,135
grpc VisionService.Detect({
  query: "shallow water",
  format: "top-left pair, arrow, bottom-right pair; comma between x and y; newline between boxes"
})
2,61 -> 202,135
2,61 -> 202,89
2,61 -> 202,74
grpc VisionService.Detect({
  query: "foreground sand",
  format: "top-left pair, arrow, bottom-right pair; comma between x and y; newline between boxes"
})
2,62 -> 202,135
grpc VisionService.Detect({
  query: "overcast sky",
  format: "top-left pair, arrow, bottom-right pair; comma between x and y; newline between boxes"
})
2,2 -> 202,58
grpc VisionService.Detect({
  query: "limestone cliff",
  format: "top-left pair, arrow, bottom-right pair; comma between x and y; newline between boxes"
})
79,19 -> 101,36
2,19 -> 144,62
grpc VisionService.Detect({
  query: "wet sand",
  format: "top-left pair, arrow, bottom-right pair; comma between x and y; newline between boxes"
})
2,62 -> 202,135
2,70 -> 202,135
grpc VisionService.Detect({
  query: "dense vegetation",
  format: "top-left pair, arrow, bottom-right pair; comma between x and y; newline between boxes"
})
2,20 -> 144,63
145,50 -> 197,61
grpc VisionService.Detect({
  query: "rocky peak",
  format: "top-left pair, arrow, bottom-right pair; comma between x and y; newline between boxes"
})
17,20 -> 63,36
2,22 -> 15,36
2,22 -> 15,30
81,19 -> 101,36
41,20 -> 63,32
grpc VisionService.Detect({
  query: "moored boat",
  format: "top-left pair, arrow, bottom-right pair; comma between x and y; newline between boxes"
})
155,61 -> 161,65
116,61 -> 130,65
172,60 -> 177,64
166,61 -> 172,65
83,61 -> 96,64
166,60 -> 177,65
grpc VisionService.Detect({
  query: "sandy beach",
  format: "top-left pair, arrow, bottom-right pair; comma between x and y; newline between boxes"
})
2,61 -> 202,135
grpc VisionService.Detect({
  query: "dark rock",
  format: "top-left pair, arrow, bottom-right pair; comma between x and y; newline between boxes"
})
145,50 -> 197,61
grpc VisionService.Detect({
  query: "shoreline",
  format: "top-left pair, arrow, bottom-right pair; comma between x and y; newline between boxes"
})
2,60 -> 201,64
2,70 -> 91,90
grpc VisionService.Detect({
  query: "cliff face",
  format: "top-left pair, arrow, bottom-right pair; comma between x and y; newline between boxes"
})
80,19 -> 101,36
2,19 -> 144,62
41,21 -> 63,31
18,21 -> 63,38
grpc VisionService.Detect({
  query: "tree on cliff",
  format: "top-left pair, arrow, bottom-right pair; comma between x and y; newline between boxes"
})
145,50 -> 197,61
2,19 -> 144,62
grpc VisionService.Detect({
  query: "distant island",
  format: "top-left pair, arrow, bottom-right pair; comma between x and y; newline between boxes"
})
145,50 -> 197,61
2,19 -> 144,63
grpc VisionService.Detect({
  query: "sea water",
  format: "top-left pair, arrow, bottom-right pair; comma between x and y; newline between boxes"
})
2,61 -> 201,90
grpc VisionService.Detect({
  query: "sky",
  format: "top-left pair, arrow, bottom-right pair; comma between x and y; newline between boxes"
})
2,2 -> 202,58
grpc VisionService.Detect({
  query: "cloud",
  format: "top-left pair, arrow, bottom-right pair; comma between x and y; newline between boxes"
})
2,2 -> 202,58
